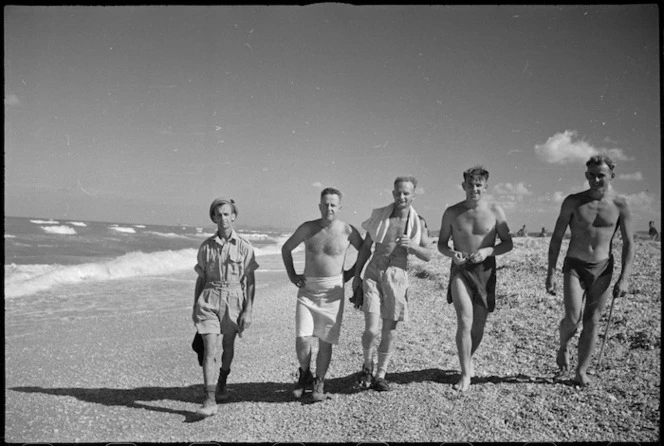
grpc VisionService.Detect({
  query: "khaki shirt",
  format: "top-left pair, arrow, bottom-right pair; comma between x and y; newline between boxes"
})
195,230 -> 259,284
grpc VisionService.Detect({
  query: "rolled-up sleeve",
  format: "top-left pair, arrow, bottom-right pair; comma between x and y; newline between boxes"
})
244,247 -> 259,275
194,245 -> 207,279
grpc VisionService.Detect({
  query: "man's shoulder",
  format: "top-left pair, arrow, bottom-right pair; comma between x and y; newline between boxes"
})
199,234 -> 217,248
444,201 -> 467,215
234,233 -> 255,249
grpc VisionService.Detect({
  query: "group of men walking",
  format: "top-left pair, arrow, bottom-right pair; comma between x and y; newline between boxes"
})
190,155 -> 634,417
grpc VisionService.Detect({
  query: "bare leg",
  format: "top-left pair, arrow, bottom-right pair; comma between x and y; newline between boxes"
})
221,332 -> 236,371
316,340 -> 333,379
198,333 -> 220,416
362,313 -> 381,371
376,319 -> 398,379
575,274 -> 611,386
471,304 -> 489,356
451,276 -> 474,392
202,333 -> 220,389
295,336 -> 313,371
558,271 -> 584,375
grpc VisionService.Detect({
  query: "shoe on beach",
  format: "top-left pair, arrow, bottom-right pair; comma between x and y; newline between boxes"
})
371,377 -> 391,392
357,366 -> 374,389
216,368 -> 230,402
292,367 -> 314,398
195,398 -> 218,417
312,377 -> 327,402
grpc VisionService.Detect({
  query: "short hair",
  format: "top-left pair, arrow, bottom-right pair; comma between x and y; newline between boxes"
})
463,165 -> 490,182
586,155 -> 615,171
320,187 -> 342,200
650,221 -> 655,225
394,176 -> 417,189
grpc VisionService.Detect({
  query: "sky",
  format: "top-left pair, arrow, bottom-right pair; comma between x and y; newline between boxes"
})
4,5 -> 660,233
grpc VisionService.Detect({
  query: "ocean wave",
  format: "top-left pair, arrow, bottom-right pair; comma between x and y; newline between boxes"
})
134,224 -> 146,228
30,219 -> 60,224
4,248 -> 199,298
5,234 -> 16,238
110,226 -> 136,234
145,231 -> 192,239
41,225 -> 77,235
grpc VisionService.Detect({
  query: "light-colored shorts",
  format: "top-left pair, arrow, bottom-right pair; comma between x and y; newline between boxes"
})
362,258 -> 409,322
194,283 -> 245,335
296,275 -> 344,345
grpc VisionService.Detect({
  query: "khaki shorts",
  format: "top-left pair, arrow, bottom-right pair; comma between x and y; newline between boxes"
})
362,260 -> 409,322
194,284 -> 245,335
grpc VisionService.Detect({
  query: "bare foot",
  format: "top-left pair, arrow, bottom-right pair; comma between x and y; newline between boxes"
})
574,370 -> 591,387
453,375 -> 471,392
556,347 -> 569,373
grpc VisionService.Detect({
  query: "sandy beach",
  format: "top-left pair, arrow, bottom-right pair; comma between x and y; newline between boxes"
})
4,237 -> 661,443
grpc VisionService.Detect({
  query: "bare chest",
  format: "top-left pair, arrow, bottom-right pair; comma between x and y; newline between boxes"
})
306,230 -> 348,256
573,201 -> 619,229
453,209 -> 496,236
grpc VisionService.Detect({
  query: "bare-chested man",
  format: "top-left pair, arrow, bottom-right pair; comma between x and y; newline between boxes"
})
352,176 -> 431,392
281,187 -> 363,401
438,166 -> 513,392
546,155 -> 634,387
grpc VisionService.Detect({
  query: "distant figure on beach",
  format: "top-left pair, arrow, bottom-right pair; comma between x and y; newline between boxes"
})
546,155 -> 634,387
352,176 -> 432,392
516,225 -> 527,237
648,221 -> 659,241
539,227 -> 548,237
437,166 -> 513,392
192,198 -> 259,417
281,187 -> 363,401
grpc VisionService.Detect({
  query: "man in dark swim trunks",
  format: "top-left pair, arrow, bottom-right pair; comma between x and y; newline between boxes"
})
438,166 -> 513,392
546,155 -> 635,387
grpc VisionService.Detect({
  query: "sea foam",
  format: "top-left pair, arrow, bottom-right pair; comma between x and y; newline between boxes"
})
41,225 -> 77,235
110,226 -> 136,234
4,248 -> 198,298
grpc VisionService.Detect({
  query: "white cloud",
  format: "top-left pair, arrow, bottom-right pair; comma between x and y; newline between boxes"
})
617,172 -> 644,181
311,182 -> 323,188
626,191 -> 658,210
4,94 -> 20,106
534,130 -> 631,164
493,182 -> 532,196
416,186 -> 425,195
552,191 -> 567,203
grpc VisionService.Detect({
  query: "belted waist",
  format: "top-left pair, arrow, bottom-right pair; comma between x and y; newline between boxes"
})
204,281 -> 243,290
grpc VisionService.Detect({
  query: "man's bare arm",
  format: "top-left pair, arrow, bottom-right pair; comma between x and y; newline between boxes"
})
546,196 -> 574,294
281,223 -> 309,285
437,209 -> 456,258
437,208 -> 468,265
238,271 -> 255,333
352,233 -> 374,290
489,205 -> 513,256
343,225 -> 364,283
613,198 -> 635,298
406,218 -> 432,262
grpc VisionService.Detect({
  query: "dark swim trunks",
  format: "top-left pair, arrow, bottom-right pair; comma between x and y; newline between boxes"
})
562,255 -> 614,293
447,256 -> 497,312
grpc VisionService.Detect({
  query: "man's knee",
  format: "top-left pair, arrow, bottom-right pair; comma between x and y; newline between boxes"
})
560,316 -> 581,333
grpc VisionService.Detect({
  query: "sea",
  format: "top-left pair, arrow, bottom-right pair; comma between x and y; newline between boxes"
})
4,216 -> 303,300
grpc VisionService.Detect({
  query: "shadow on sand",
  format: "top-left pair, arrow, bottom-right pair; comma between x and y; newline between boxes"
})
10,369 -> 575,422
